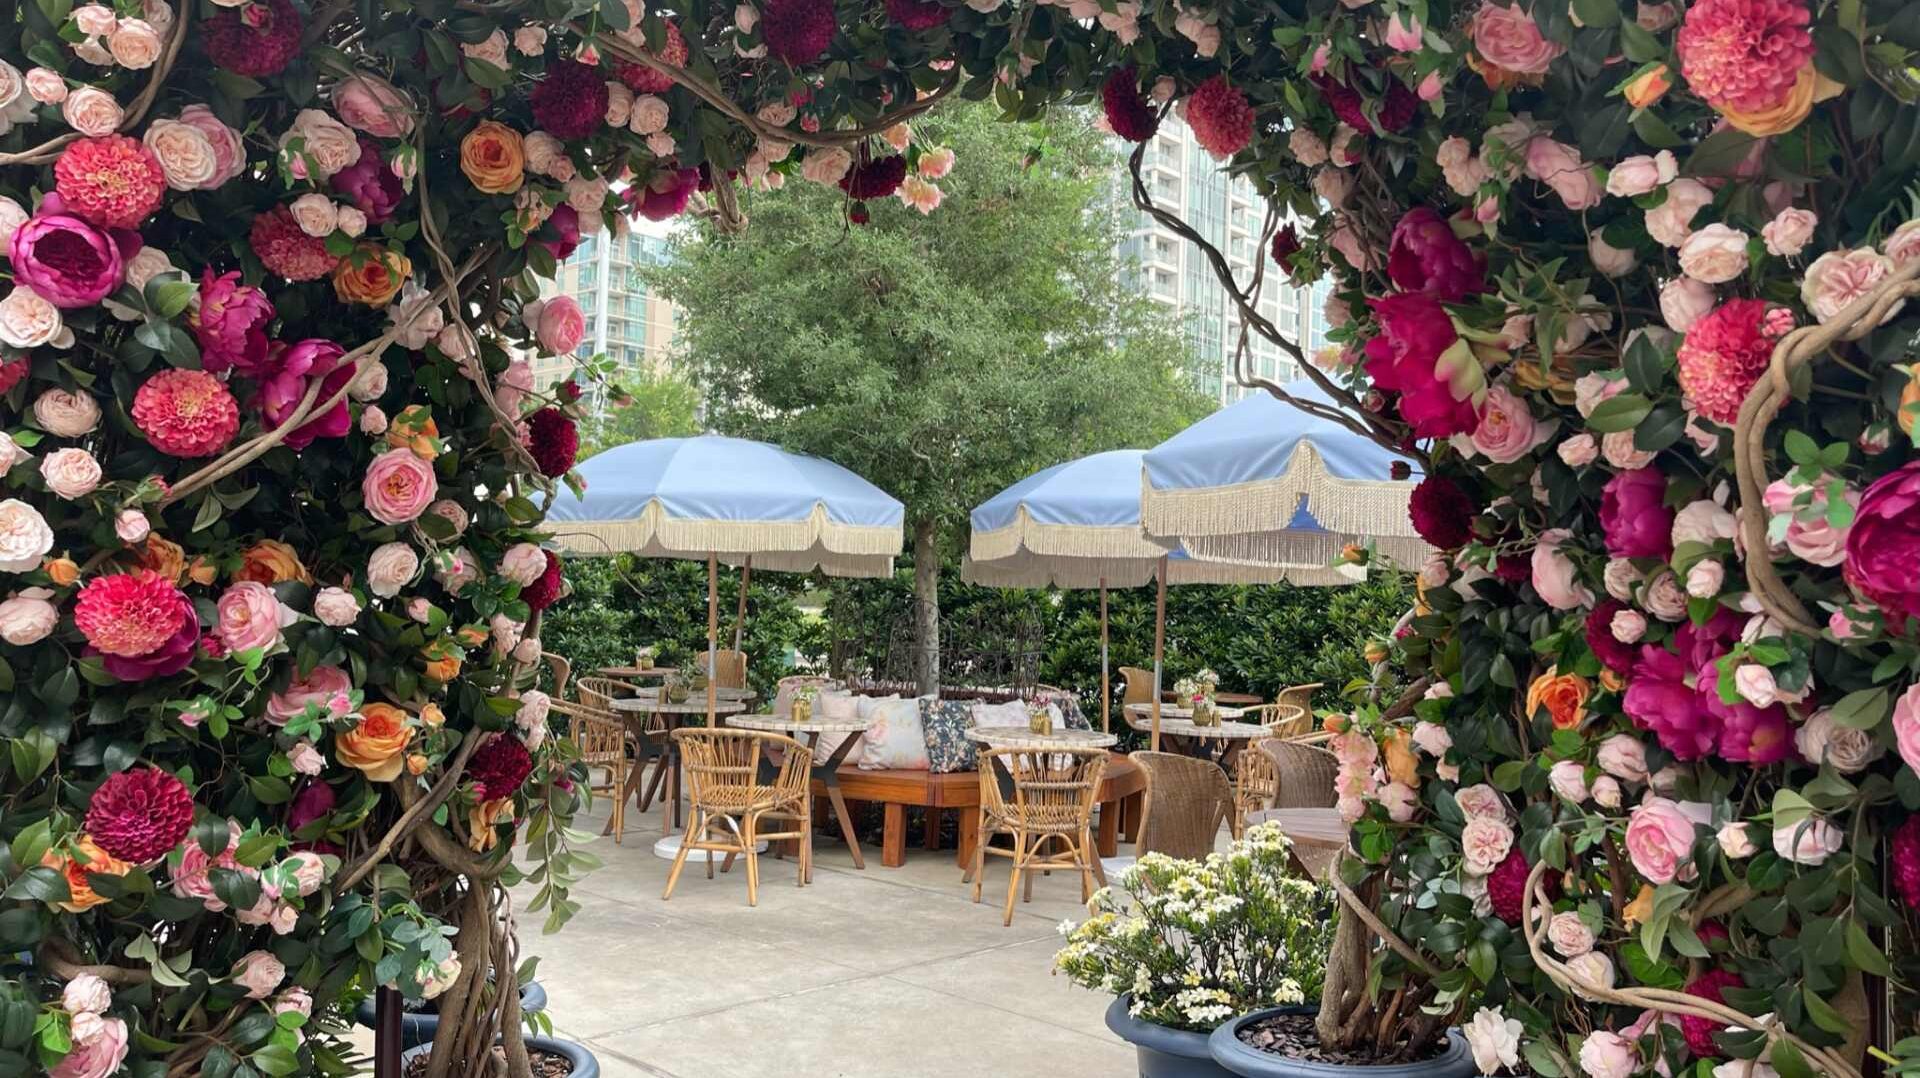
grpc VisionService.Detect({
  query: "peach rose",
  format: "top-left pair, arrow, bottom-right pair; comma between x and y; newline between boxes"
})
61,87 -> 123,137
44,556 -> 80,586
177,105 -> 245,186
1524,137 -> 1600,210
72,5 -> 118,36
142,118 -> 218,191
1762,207 -> 1816,257
334,245 -> 412,306
522,130 -> 565,177
1525,668 -> 1591,730
460,120 -> 526,195
366,541 -> 420,598
288,193 -> 339,238
801,147 -> 852,187
336,702 -> 414,781
514,25 -> 548,54
40,447 -> 102,500
563,175 -> 608,215
1471,2 -> 1564,76
42,836 -> 131,913
136,534 -> 185,582
1645,177 -> 1713,247
34,389 -> 102,437
1604,151 -> 1676,198
331,73 -> 414,138
106,18 -> 162,69
338,206 -> 368,237
0,287 -> 66,349
1802,248 -> 1902,325
1678,223 -> 1749,283
1623,64 -> 1671,108
26,67 -> 68,105
279,108 -> 361,181
0,588 -> 58,644
238,539 -> 312,584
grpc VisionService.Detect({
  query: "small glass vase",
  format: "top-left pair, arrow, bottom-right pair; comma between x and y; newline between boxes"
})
792,697 -> 813,724
1028,707 -> 1053,735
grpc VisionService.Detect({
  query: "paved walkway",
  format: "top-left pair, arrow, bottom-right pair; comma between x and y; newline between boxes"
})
512,804 -> 1134,1078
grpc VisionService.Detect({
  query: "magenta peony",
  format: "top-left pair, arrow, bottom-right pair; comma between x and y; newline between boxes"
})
1623,644 -> 1719,759
1599,468 -> 1674,560
1584,600 -> 1636,671
1705,693 -> 1794,764
761,0 -> 836,64
1186,75 -> 1254,159
526,407 -> 579,477
1843,461 -> 1920,631
1676,299 -> 1778,425
132,369 -> 241,458
194,269 -> 275,374
73,570 -> 200,681
331,139 -> 406,224
539,204 -> 583,262
1676,0 -> 1815,114
54,136 -> 166,229
9,200 -> 127,308
203,0 -> 305,76
627,168 -> 700,221
1102,67 -> 1159,143
1408,475 -> 1476,549
530,60 -> 610,141
1387,207 -> 1486,302
1363,292 -> 1484,438
258,339 -> 355,450
85,767 -> 194,863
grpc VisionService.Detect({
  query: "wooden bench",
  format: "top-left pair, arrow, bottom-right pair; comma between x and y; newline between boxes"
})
812,753 -> 1146,869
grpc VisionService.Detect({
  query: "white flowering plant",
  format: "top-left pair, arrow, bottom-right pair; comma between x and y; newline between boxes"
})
1053,822 -> 1335,1032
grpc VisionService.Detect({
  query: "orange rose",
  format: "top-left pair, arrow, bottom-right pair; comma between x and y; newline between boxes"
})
336,703 -> 415,782
460,120 -> 525,195
1623,64 -> 1670,109
1623,883 -> 1655,927
386,406 -> 441,460
420,703 -> 446,728
42,836 -> 132,913
136,535 -> 187,583
1382,729 -> 1420,788
188,557 -> 219,586
1598,668 -> 1627,694
456,624 -> 489,648
1718,63 -> 1843,138
333,244 -> 412,307
238,539 -> 312,585
468,797 -> 515,852
45,557 -> 79,587
423,654 -> 462,683
406,753 -> 430,776
1525,668 -> 1592,730
1467,53 -> 1542,92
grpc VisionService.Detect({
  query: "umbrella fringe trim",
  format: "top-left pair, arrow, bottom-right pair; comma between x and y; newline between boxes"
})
1140,442 -> 1420,541
969,508 -> 1172,563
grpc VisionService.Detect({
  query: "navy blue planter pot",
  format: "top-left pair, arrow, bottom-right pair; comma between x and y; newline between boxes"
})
1106,997 -> 1238,1078
356,980 -> 547,1051
400,1034 -> 598,1078
1208,1007 -> 1477,1078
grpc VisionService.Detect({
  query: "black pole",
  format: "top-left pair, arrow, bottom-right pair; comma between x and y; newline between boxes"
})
373,986 -> 403,1078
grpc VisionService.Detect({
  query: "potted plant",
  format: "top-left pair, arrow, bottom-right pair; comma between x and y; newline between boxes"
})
401,1034 -> 600,1078
1056,823 -> 1335,1077
354,977 -> 549,1050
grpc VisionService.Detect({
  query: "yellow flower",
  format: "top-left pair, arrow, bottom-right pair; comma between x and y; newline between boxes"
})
460,120 -> 526,195
1718,63 -> 1844,138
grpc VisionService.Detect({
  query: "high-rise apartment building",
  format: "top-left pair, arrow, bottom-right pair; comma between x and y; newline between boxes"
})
535,214 -> 680,391
1116,116 -> 1331,405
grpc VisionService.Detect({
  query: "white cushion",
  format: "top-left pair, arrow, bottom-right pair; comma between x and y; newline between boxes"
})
857,697 -> 929,771
970,699 -> 1031,729
855,693 -> 901,719
810,692 -> 861,765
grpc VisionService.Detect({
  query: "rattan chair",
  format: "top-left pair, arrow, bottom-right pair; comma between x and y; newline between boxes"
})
971,748 -> 1107,926
1230,745 -> 1276,838
1130,751 -> 1234,860
543,659 -> 632,843
662,728 -> 811,906
1275,682 -> 1324,715
1118,666 -> 1156,731
576,675 -> 675,814
1258,739 -> 1338,809
694,649 -> 748,690
545,651 -> 574,702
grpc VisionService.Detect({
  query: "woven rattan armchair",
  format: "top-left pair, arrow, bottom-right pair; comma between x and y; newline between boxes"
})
1130,751 -> 1234,860
971,747 -> 1108,926
1258,739 -> 1338,809
694,649 -> 748,690
1230,746 -> 1276,838
542,658 -> 633,844
662,728 -> 811,906
1274,682 -> 1324,715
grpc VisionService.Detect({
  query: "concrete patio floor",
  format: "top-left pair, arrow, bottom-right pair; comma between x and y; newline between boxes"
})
510,802 -> 1136,1078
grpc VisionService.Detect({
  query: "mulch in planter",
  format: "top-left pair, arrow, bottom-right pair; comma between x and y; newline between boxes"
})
1236,1012 -> 1447,1067
403,1048 -> 573,1076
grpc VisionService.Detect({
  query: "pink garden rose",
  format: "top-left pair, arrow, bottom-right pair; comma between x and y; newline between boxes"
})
331,73 -> 414,138
1600,468 -> 1675,559
1762,207 -> 1816,256
1678,223 -> 1750,283
1625,796 -> 1703,884
1772,817 -> 1844,865
1548,760 -> 1589,802
1454,783 -> 1506,819
34,389 -> 103,437
1604,151 -> 1676,198
40,447 -> 102,499
312,586 -> 361,627
1597,734 -> 1650,782
266,664 -> 352,725
1645,178 -> 1713,247
1523,137 -> 1600,210
534,294 -> 586,354
50,1015 -> 127,1078
1660,276 -> 1716,332
1471,2 -> 1564,75
366,541 -> 420,598
1802,248 -> 1902,326
1460,816 -> 1515,875
1763,477 -> 1856,566
1531,528 -> 1594,610
1894,683 -> 1920,775
1467,385 -> 1543,463
232,950 -> 285,1000
176,105 -> 246,188
499,542 -> 548,586
216,581 -> 289,654
1843,461 -> 1920,630
1578,1032 -> 1636,1078
362,448 -> 438,525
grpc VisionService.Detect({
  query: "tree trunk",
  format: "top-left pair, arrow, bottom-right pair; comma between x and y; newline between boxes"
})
912,519 -> 940,696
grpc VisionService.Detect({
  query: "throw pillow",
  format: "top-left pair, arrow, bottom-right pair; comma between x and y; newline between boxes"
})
811,691 -> 860,765
920,698 -> 978,773
857,697 -> 929,770
970,699 -> 1031,729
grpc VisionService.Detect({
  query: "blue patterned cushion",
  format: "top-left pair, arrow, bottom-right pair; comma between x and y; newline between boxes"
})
920,697 -> 980,773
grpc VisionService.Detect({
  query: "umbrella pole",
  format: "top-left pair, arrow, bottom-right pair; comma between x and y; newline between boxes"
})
1151,556 -> 1166,752
732,556 -> 751,652
706,553 -> 718,728
1099,580 -> 1109,734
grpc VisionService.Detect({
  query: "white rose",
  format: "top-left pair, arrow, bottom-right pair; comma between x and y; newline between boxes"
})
351,360 -> 389,402
288,193 -> 340,238
1591,776 -> 1623,808
0,434 -> 30,474
114,509 -> 150,544
1716,822 -> 1757,859
279,109 -> 362,181
1678,222 -> 1750,284
34,389 -> 102,437
1548,759 -> 1588,802
312,587 -> 362,627
61,86 -> 123,136
73,38 -> 114,67
142,0 -> 175,32
1672,499 -> 1737,546
62,973 -> 113,1016
1566,952 -> 1617,1000
0,587 -> 58,643
366,542 -> 420,598
1772,818 -> 1844,866
1802,248 -> 1902,326
107,18 -> 163,69
1463,1008 -> 1522,1076
1793,709 -> 1882,774
105,248 -> 180,321
1601,430 -> 1654,470
1546,911 -> 1595,957
40,447 -> 102,500
72,4 -> 117,34
0,288 -> 64,349
1602,559 -> 1642,603
513,25 -> 548,55
0,500 -> 55,573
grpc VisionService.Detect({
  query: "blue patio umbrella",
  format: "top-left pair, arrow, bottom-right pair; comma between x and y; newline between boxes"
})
966,449 -> 1359,746
1140,379 -> 1428,568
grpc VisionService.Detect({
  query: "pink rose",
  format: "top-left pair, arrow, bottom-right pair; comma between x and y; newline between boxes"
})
1624,796 -> 1702,884
1548,760 -> 1589,802
175,105 -> 245,187
1772,817 -> 1844,866
231,951 -> 285,1000
1556,432 -> 1598,467
282,850 -> 327,896
362,448 -> 438,525
1886,218 -> 1920,267
50,1015 -> 127,1078
0,588 -> 59,645
278,109 -> 362,181
514,25 -> 549,54
1611,608 -> 1648,644
288,740 -> 324,775
40,447 -> 101,499
1597,734 -> 1649,782
1794,709 -> 1881,773
1601,430 -> 1654,470
313,586 -> 361,627
142,119 -> 219,190
1763,477 -> 1856,566
26,67 -> 68,105
1605,151 -> 1676,198
1645,178 -> 1713,247
359,405 -> 388,435
1590,234 -> 1638,277
0,288 -> 66,349
288,193 -> 339,238
535,294 -> 586,355
1411,721 -> 1452,757
1717,822 -> 1757,858
171,821 -> 239,909
1591,776 -> 1623,808
1532,528 -> 1595,611
61,86 -> 122,136
1471,2 -> 1564,74
1460,816 -> 1515,875
106,18 -> 162,68
499,543 -> 548,586
1524,138 -> 1600,210
1379,781 -> 1418,822
1686,558 -> 1724,598
115,510 -> 151,545
1454,782 -> 1506,819
1578,1032 -> 1636,1078
267,664 -> 353,725
1467,385 -> 1542,463
1762,207 -> 1817,257
1893,682 -> 1920,775
366,541 -> 419,598
1573,371 -> 1628,418
1660,276 -> 1716,332
1802,248 -> 1902,326
274,987 -> 315,1019
332,74 -> 414,138
1547,911 -> 1595,956
62,973 -> 112,1016
217,581 -> 288,654
1678,223 -> 1750,283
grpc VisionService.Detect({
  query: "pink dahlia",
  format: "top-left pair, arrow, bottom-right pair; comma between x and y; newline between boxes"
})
132,369 -> 240,458
530,60 -> 610,141
85,767 -> 194,864
258,339 -> 354,450
521,549 -> 564,611
1892,816 -> 1920,912
617,21 -> 689,94
1408,475 -> 1476,549
74,570 -> 200,681
1599,468 -> 1674,560
527,406 -> 579,477
1387,207 -> 1486,302
331,139 -> 405,224
1676,0 -> 1814,114
840,155 -> 908,201
1103,67 -> 1159,142
467,734 -> 535,799
195,269 -> 274,375
1486,848 -> 1531,924
1584,600 -> 1636,672
1624,645 -> 1720,759
53,136 -> 166,230
762,0 -> 836,64
1187,75 -> 1253,159
1843,461 -> 1920,631
1311,73 -> 1417,134
886,0 -> 950,30
1677,299 -> 1778,425
251,205 -> 338,282
8,199 -> 127,308
203,0 -> 305,77
1363,292 -> 1483,438
1680,970 -> 1745,1056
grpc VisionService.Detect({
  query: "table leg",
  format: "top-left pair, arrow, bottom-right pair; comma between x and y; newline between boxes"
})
812,732 -> 867,870
922,808 -> 942,854
1121,791 -> 1144,843
1096,798 -> 1120,857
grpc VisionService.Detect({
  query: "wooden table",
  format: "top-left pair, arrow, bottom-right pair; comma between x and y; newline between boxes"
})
610,695 -> 748,834
964,727 -> 1119,750
728,713 -> 875,876
596,665 -> 677,680
1245,807 -> 1349,880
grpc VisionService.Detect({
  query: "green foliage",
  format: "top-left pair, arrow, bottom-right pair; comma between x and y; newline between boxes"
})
577,367 -> 704,460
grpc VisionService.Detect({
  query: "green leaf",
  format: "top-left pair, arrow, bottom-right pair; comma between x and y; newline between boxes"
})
125,933 -> 193,988
1782,430 -> 1820,466
1,866 -> 69,903
1845,920 -> 1892,977
1586,393 -> 1653,432
1829,687 -> 1889,730
1466,938 -> 1497,984
1772,788 -> 1815,830
1770,1039 -> 1815,1078
1618,18 -> 1662,61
